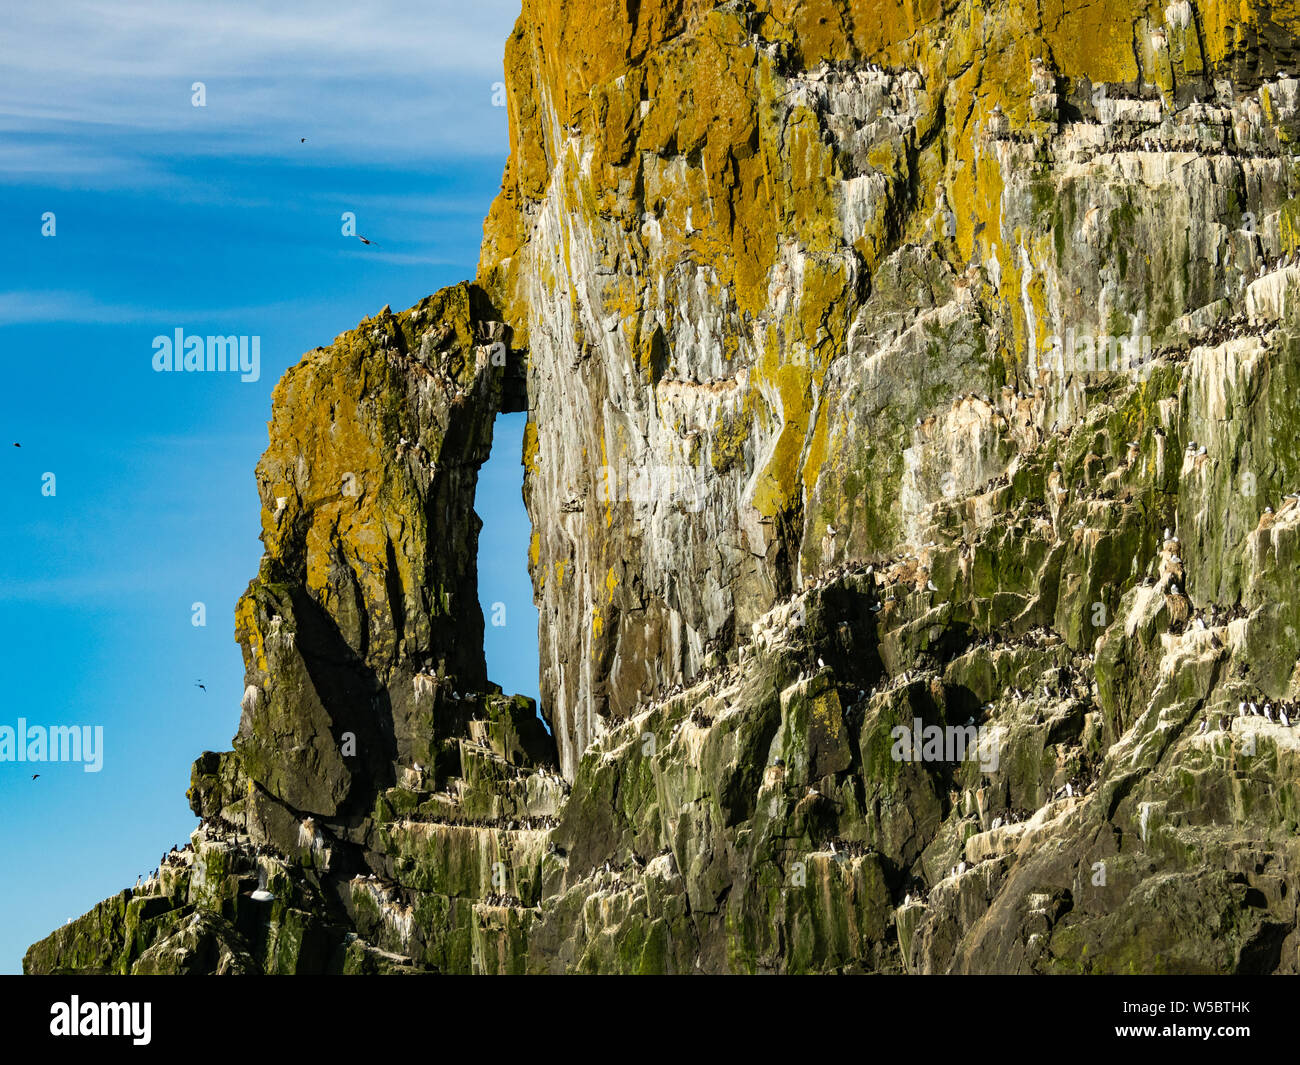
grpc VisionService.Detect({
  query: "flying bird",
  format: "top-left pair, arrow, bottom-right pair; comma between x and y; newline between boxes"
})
195,681 -> 206,691
357,235 -> 378,246
31,773 -> 39,780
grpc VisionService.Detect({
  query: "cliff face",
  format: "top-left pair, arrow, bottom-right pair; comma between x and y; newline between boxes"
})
26,0 -> 1300,974
480,0 -> 1300,774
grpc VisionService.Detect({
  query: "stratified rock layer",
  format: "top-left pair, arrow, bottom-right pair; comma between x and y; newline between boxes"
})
24,0 -> 1300,974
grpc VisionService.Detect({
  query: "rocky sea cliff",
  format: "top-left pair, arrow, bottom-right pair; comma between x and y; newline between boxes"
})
26,0 -> 1300,974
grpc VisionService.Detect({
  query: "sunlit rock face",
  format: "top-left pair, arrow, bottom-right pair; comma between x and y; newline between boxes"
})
25,0 -> 1300,974
479,0 -> 1300,775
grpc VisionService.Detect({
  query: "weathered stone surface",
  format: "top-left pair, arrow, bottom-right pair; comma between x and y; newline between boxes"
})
25,0 -> 1300,974
479,0 -> 1300,777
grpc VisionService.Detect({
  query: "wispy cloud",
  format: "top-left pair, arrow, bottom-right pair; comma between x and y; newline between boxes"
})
0,0 -> 519,185
0,290 -> 327,325
0,571 -> 219,604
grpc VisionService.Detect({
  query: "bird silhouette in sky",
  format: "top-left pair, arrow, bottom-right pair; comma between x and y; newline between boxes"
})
12,442 -> 20,447
195,681 -> 206,692
357,235 -> 378,246
31,774 -> 39,780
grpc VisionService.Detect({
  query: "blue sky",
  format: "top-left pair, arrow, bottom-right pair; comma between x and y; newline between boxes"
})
0,0 -> 535,973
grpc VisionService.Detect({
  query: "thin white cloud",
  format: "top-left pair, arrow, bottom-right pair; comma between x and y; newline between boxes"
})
0,572 -> 221,604
0,0 -> 519,182
339,250 -> 464,266
0,290 -> 331,325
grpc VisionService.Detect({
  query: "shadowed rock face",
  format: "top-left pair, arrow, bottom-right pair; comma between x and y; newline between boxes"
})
24,0 -> 1300,974
231,283 -> 510,817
